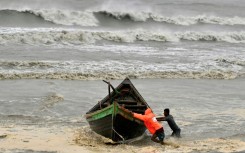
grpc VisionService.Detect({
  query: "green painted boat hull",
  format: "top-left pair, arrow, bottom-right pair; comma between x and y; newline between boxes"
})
86,102 -> 146,142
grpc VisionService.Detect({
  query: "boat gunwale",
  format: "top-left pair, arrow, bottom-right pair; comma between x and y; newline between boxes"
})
86,78 -> 149,114
85,103 -> 114,120
86,102 -> 144,125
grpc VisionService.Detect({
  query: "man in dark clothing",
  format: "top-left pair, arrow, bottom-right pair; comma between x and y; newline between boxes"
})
157,108 -> 181,138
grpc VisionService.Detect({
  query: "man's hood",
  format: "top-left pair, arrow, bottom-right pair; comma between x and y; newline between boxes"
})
144,108 -> 152,115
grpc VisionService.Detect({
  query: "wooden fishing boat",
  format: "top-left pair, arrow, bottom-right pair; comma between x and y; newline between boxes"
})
85,78 -> 149,142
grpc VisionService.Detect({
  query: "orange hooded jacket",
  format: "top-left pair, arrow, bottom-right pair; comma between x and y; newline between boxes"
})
133,108 -> 163,134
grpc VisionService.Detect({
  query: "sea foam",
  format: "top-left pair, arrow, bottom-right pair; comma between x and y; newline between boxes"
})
1,28 -> 245,45
0,60 -> 243,80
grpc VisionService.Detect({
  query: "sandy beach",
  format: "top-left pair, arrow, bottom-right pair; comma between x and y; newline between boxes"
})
0,125 -> 245,153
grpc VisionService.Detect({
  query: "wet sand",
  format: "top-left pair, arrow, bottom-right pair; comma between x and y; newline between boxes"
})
0,125 -> 91,153
0,125 -> 245,153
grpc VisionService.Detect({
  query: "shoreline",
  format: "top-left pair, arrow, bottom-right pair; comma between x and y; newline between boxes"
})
0,124 -> 245,153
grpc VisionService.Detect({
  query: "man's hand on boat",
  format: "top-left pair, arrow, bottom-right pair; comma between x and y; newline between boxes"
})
121,105 -> 133,115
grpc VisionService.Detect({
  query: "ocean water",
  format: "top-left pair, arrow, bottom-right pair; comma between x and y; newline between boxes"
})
0,0 -> 245,152
1,0 -> 245,80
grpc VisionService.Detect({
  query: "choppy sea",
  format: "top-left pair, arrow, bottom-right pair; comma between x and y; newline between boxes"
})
0,0 -> 245,153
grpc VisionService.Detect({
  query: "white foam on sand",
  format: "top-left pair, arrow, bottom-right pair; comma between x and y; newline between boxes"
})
0,125 -> 245,153
74,127 -> 245,153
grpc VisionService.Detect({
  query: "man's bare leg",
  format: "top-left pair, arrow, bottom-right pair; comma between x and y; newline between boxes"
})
151,134 -> 164,144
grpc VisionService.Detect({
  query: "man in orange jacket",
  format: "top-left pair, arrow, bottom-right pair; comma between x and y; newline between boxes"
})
123,107 -> 165,144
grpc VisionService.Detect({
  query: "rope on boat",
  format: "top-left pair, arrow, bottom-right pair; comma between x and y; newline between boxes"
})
111,106 -> 125,144
103,80 -> 125,143
112,127 -> 125,143
98,101 -> 102,109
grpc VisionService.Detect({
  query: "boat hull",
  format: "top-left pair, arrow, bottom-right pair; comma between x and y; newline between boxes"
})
86,102 -> 146,142
86,78 -> 149,142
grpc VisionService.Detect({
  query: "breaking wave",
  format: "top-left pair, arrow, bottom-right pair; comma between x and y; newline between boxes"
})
0,71 -> 240,80
216,58 -> 245,66
97,11 -> 245,25
27,9 -> 98,26
0,9 -> 98,26
0,61 -> 53,69
0,60 -> 242,80
0,71 -> 241,80
1,29 -> 245,45
1,9 -> 245,27
0,58 -> 244,80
